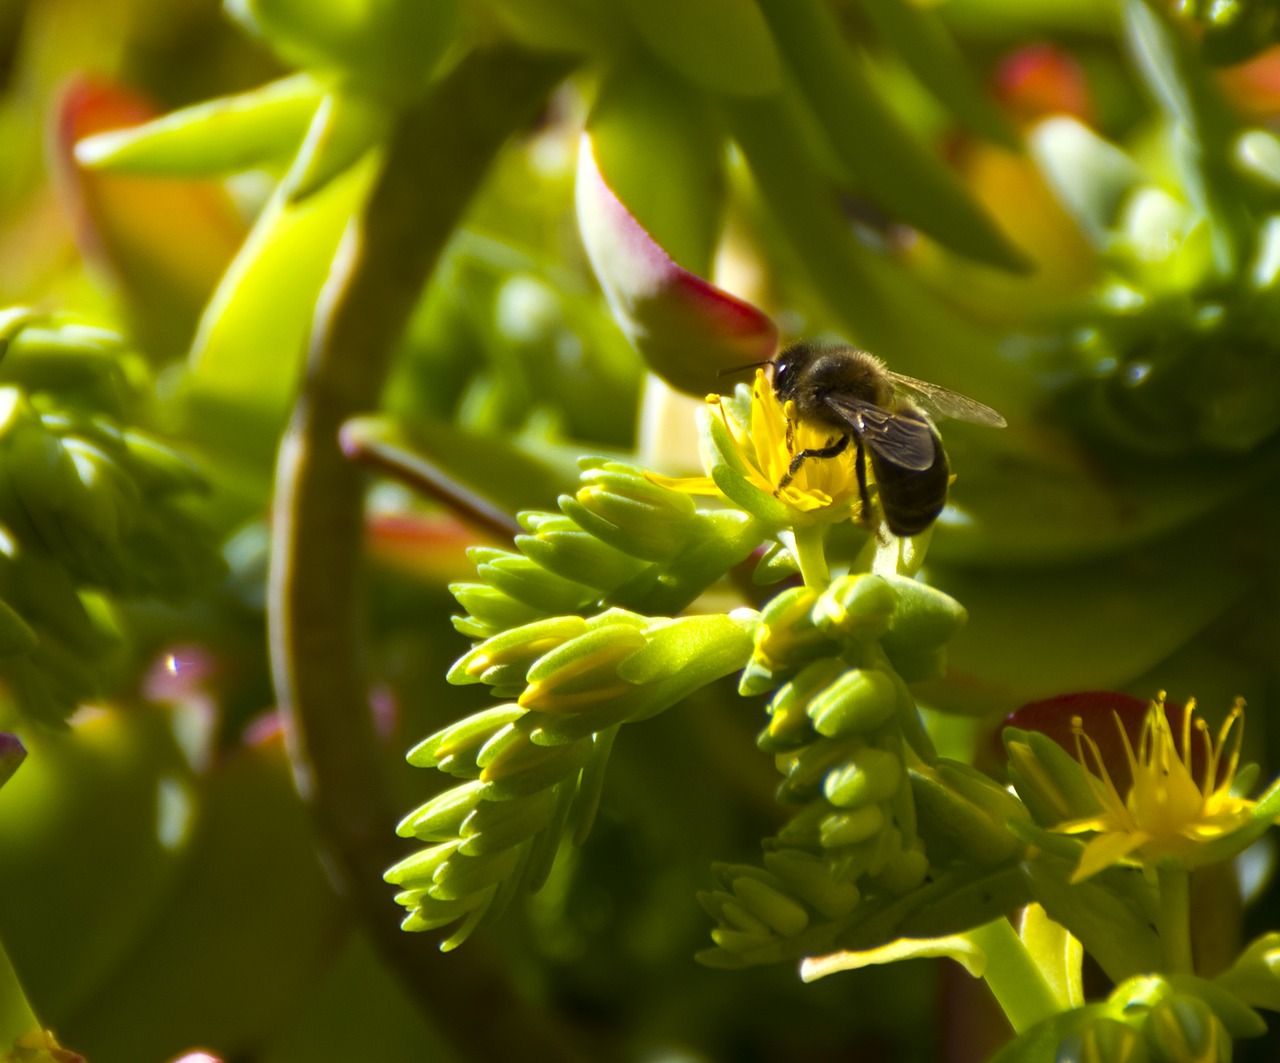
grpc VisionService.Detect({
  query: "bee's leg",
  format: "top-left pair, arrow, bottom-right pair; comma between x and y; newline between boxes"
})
776,434 -> 850,493
854,439 -> 872,519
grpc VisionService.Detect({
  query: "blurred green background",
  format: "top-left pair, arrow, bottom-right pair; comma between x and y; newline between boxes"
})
2,0 -> 1280,1059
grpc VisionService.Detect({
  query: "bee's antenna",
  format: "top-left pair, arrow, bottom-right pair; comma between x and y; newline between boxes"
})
716,360 -> 771,379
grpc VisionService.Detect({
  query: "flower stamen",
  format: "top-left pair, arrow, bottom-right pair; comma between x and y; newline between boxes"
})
1071,714 -> 1127,819
1053,694 -> 1257,882
649,371 -> 865,526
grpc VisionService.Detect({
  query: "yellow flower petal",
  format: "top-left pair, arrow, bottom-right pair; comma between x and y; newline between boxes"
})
1052,695 -> 1262,879
1071,830 -> 1151,883
645,472 -> 719,496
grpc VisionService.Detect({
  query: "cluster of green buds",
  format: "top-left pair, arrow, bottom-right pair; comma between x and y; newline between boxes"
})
387,454 -> 773,947
389,368 -> 1015,957
699,571 -> 982,968
700,571 -> 1101,975
0,311 -> 224,726
451,457 -> 767,637
386,605 -> 758,948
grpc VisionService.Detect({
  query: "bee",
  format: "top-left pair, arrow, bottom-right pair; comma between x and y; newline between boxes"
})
770,341 -> 1007,536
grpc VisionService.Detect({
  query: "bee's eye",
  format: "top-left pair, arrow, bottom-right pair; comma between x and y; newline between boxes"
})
773,361 -> 788,384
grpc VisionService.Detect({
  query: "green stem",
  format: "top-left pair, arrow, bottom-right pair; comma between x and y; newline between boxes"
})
967,917 -> 1062,1034
791,522 -> 831,588
268,46 -> 586,1063
1158,865 -> 1195,975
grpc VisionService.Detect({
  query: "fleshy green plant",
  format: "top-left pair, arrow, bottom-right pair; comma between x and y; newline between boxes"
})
3,0 -> 1280,1060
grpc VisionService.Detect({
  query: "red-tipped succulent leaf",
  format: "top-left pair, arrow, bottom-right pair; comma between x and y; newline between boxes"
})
575,134 -> 777,396
54,77 -> 245,357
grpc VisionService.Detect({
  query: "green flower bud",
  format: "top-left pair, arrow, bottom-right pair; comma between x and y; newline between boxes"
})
639,509 -> 763,616
873,837 -> 929,894
1005,728 -> 1107,828
700,863 -> 821,954
515,517 -> 651,591
521,623 -> 649,707
560,459 -> 699,563
708,924 -> 778,960
775,736 -> 866,803
819,804 -> 886,848
397,890 -> 489,933
478,730 -> 595,800
447,616 -> 590,686
757,659 -> 846,753
520,612 -> 756,741
737,658 -> 780,697
822,747 -> 903,809
583,460 -> 699,513
449,583 -> 550,637
458,786 -> 559,857
384,840 -> 465,889
1144,995 -> 1229,1063
813,574 -> 897,641
427,846 -> 524,903
406,704 -> 526,773
731,875 -> 811,937
807,668 -> 898,737
752,585 -> 837,672
774,800 -> 832,849
717,897 -> 773,937
753,539 -> 799,584
879,575 -> 967,655
470,547 -> 598,614
763,849 -> 860,920
395,780 -> 486,841
617,611 -> 758,687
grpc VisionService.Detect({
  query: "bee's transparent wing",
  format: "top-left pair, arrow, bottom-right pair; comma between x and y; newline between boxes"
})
822,394 -> 935,471
885,372 -> 1007,427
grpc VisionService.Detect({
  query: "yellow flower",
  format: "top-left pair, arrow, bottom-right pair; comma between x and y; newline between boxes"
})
1054,694 -> 1256,883
650,370 -> 865,526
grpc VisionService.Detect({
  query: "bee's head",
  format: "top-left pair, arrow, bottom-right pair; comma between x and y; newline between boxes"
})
770,341 -> 826,401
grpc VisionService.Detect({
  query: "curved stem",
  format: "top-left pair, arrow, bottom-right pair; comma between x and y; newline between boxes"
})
967,917 -> 1061,1035
268,46 -> 585,1063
